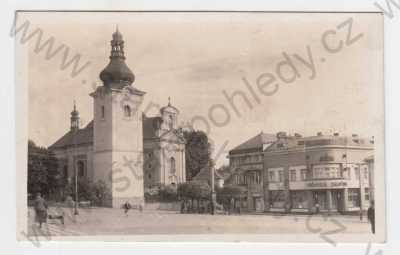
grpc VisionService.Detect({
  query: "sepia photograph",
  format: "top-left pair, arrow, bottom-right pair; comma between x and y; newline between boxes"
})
14,11 -> 385,243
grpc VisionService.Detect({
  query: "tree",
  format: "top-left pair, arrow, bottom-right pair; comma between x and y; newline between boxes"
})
183,130 -> 213,181
27,140 -> 60,198
91,180 -> 111,206
177,181 -> 211,213
216,185 -> 246,211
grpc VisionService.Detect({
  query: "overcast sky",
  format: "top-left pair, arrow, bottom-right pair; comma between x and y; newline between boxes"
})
23,12 -> 383,167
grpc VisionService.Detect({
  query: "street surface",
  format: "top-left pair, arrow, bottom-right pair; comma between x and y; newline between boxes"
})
26,207 -> 371,236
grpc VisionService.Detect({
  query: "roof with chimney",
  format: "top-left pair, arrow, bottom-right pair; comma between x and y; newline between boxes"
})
229,132 -> 276,155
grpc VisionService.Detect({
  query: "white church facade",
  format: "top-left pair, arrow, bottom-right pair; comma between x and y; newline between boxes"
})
49,29 -> 186,208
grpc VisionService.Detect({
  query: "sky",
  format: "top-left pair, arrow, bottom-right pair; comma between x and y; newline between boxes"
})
22,12 -> 383,167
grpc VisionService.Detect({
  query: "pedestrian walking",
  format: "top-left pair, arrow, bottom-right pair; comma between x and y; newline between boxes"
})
34,193 -> 48,229
367,201 -> 375,234
123,201 -> 131,216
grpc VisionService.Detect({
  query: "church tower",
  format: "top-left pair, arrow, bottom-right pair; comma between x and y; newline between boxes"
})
160,97 -> 180,132
90,28 -> 145,208
70,101 -> 79,131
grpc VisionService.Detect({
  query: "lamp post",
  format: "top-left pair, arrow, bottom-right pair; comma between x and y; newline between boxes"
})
358,163 -> 363,221
210,166 -> 216,215
73,129 -> 79,215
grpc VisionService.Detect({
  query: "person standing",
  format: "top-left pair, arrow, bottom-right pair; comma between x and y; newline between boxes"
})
367,201 -> 375,234
34,193 -> 48,229
123,201 -> 131,216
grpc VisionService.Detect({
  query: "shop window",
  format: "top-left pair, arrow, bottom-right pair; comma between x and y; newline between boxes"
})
290,191 -> 308,209
348,188 -> 360,207
269,190 -> 285,208
290,170 -> 297,182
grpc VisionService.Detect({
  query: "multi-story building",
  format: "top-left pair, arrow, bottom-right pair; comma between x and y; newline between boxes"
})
227,132 -> 276,212
228,131 -> 374,214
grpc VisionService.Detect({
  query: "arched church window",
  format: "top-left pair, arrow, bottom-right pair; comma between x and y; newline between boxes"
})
101,106 -> 105,119
169,115 -> 173,129
124,105 -> 131,117
63,165 -> 68,180
77,161 -> 85,177
170,157 -> 176,174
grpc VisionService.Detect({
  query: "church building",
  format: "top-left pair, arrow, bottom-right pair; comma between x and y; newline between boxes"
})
49,28 -> 186,208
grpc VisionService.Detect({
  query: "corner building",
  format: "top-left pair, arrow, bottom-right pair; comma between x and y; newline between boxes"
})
228,132 -> 374,214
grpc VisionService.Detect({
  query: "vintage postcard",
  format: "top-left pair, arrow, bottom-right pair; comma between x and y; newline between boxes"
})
15,11 -> 385,243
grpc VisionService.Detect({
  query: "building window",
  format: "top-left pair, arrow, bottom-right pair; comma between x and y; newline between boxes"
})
255,171 -> 261,184
147,152 -> 152,159
313,164 -> 341,179
364,168 -> 368,179
343,167 -> 350,179
278,170 -> 284,182
290,170 -> 297,182
77,161 -> 85,177
148,173 -> 152,179
148,163 -> 152,169
124,105 -> 131,117
170,157 -> 176,174
63,165 -> 68,180
169,115 -> 173,129
101,106 -> 105,119
300,169 -> 307,181
355,167 -> 360,180
348,188 -> 360,207
269,171 -> 275,182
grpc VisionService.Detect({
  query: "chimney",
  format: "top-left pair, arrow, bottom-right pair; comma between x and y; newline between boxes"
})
276,131 -> 287,139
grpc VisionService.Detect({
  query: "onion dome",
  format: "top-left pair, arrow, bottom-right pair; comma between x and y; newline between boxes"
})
99,27 -> 135,88
70,101 -> 80,131
71,100 -> 79,116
